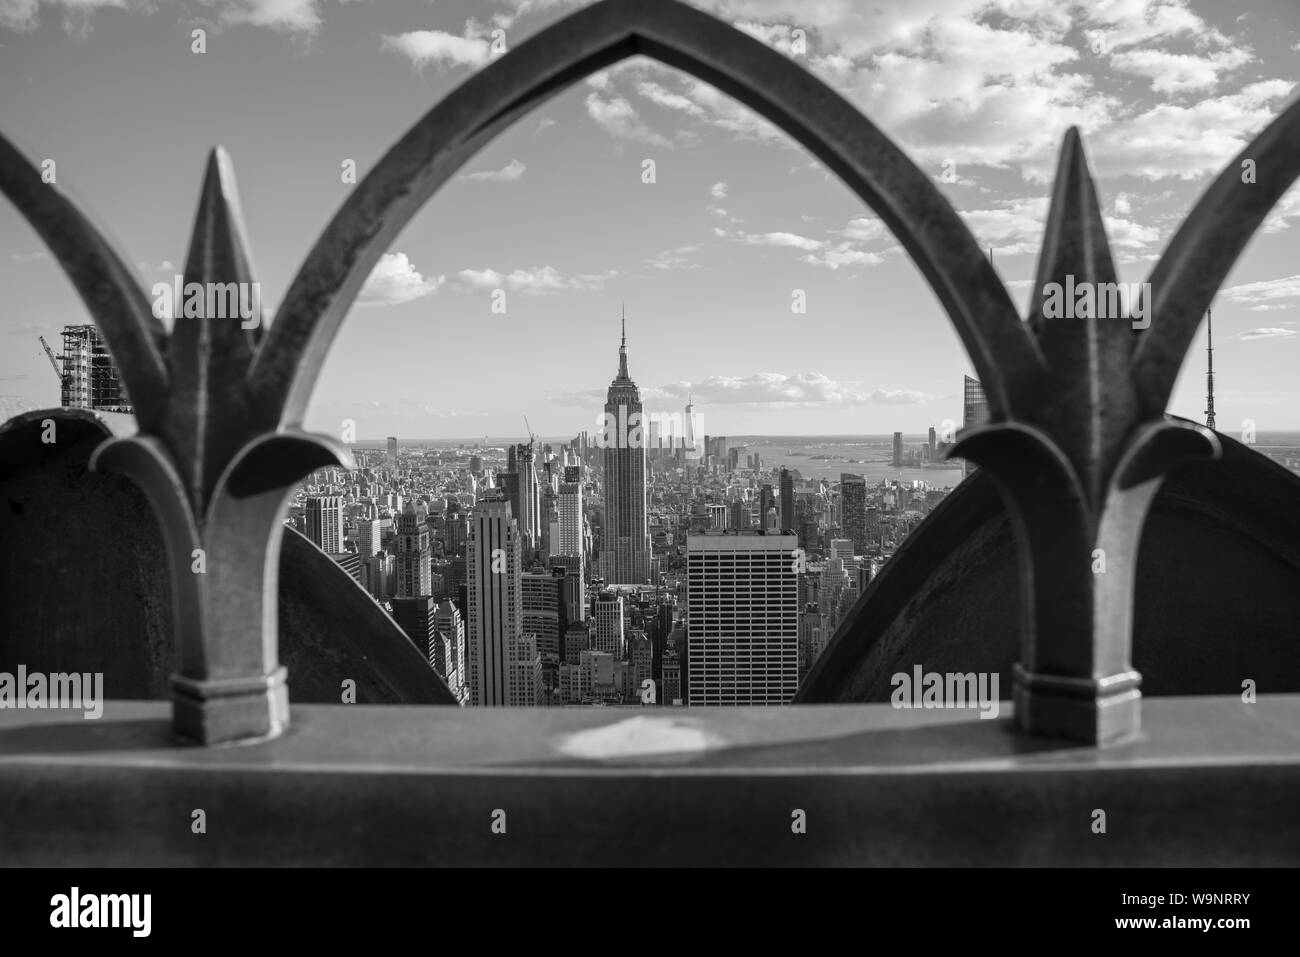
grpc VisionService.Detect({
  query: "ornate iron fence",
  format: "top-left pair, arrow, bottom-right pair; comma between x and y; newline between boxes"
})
1,0 -> 1297,745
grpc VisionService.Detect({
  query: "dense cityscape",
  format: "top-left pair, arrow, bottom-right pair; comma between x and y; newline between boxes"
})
288,316 -> 983,708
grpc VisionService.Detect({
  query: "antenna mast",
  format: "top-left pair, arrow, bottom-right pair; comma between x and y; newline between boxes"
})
1205,309 -> 1216,430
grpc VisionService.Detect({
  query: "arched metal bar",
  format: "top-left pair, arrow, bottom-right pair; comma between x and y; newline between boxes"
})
1132,96 -> 1300,416
0,133 -> 170,430
249,0 -> 1043,427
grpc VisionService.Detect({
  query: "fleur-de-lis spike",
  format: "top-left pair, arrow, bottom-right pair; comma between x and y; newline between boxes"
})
165,147 -> 263,513
1025,129 -> 1136,511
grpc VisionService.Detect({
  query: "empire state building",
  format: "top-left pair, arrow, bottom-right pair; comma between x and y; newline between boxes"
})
601,312 -> 652,585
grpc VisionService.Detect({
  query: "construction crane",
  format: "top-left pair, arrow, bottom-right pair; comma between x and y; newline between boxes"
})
39,336 -> 64,389
523,414 -> 537,451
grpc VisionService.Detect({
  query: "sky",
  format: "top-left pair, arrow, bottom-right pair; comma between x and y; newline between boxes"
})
1,0 -> 1298,440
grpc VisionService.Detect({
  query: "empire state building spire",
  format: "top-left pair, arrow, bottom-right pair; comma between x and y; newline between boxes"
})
618,303 -> 629,380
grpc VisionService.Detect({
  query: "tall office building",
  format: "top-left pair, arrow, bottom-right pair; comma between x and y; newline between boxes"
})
962,375 -> 990,479
779,469 -> 794,533
892,431 -> 904,468
466,495 -> 524,706
557,465 -> 584,558
305,496 -> 344,553
759,484 -> 775,528
840,474 -> 867,555
592,591 -> 626,658
58,324 -> 131,412
386,436 -> 398,468
356,518 -> 381,557
509,635 -> 543,707
686,531 -> 799,706
817,557 -> 858,662
521,571 -> 563,660
394,501 -> 431,597
390,595 -> 439,668
514,440 -> 541,554
600,313 -> 652,585
434,600 -> 469,705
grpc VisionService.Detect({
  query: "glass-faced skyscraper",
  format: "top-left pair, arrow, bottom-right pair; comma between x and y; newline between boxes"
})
601,314 -> 652,585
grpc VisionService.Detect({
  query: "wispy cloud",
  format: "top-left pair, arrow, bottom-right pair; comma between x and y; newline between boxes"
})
461,158 -> 526,183
456,265 -> 617,294
1239,327 -> 1297,340
1221,274 -> 1300,308
645,245 -> 701,271
551,372 -> 934,408
584,91 -> 672,147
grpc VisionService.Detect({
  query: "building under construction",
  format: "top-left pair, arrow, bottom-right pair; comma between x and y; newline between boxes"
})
58,324 -> 131,413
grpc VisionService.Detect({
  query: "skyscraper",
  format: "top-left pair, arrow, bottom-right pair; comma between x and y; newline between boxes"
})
892,431 -> 904,468
779,469 -> 794,533
466,495 -> 523,707
962,375 -> 990,478
557,464 -> 584,558
759,484 -> 775,528
840,474 -> 867,554
394,501 -> 431,597
434,599 -> 469,705
601,311 -> 652,585
521,571 -> 563,660
514,440 -> 541,554
386,436 -> 398,469
356,518 -> 381,557
592,590 -> 626,658
305,496 -> 344,553
686,530 -> 799,706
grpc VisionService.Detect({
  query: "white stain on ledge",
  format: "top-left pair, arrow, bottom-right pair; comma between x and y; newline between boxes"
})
555,716 -> 725,760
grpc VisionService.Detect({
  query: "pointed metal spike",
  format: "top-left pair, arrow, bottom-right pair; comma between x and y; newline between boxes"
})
165,147 -> 263,512
1030,128 -> 1118,330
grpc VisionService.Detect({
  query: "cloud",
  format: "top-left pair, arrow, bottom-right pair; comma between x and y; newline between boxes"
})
1262,185 -> 1300,234
1108,47 -> 1253,94
456,265 -> 617,294
802,243 -> 886,269
550,372 -> 934,408
357,253 -> 444,307
647,373 -> 933,407
1083,80 -> 1296,181
381,22 -> 496,71
583,92 -> 672,147
645,245 -> 701,270
1220,274 -> 1300,307
461,158 -> 526,182
1239,327 -> 1297,340
215,0 -> 323,33
710,181 -> 728,200
0,0 -> 38,31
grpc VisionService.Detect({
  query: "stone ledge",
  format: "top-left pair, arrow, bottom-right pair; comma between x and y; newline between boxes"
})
0,697 -> 1297,865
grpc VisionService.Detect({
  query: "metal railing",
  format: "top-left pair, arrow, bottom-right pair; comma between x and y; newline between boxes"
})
1,0 -> 1297,746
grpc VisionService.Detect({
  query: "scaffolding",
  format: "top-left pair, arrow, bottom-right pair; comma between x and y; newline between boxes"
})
59,325 -> 132,413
